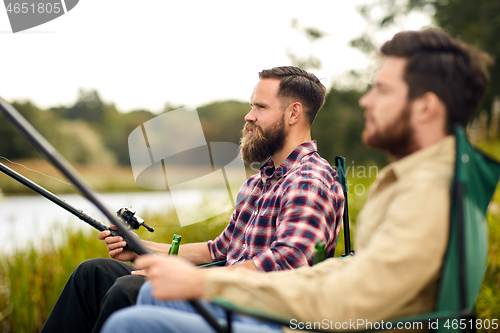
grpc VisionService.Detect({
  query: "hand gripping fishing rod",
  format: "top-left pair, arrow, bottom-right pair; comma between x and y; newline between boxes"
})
0,96 -> 228,333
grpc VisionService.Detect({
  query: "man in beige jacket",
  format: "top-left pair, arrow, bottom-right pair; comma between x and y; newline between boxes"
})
101,28 -> 491,333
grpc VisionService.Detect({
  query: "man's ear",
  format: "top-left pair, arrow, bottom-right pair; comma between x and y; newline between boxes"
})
413,92 -> 445,123
288,102 -> 303,125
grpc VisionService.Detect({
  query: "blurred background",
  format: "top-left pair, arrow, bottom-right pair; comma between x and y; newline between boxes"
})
0,1 -> 499,332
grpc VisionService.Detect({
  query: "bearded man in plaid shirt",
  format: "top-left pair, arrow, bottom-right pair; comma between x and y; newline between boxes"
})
41,66 -> 344,333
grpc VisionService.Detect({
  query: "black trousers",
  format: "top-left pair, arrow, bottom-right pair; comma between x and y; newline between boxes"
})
40,258 -> 145,333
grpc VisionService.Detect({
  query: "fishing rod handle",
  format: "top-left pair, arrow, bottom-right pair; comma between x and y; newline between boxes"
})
75,207 -> 140,255
106,228 -> 143,255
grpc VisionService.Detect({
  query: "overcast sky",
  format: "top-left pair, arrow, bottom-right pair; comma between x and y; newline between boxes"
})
0,1 -> 431,113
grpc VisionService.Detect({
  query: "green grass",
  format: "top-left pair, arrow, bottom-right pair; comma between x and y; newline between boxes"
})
0,227 -> 111,332
473,139 -> 500,329
476,190 -> 500,325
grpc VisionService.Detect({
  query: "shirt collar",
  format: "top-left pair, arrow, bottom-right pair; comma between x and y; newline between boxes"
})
259,140 -> 318,180
377,135 -> 455,183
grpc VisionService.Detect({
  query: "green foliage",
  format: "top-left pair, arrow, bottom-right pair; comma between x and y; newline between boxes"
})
287,19 -> 324,70
477,201 -> 500,326
51,89 -> 157,166
0,101 -> 56,160
57,120 -> 116,165
334,169 -> 377,257
0,98 -> 119,166
0,226 -> 110,332
467,140 -> 500,330
313,87 -> 387,166
286,52 -> 322,72
197,100 -> 248,144
429,0 -> 500,116
53,89 -> 112,125
351,0 -> 500,119
100,109 -> 156,165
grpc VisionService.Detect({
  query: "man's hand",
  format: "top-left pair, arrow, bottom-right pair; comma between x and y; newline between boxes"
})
98,225 -> 139,262
134,255 -> 206,300
130,269 -> 147,277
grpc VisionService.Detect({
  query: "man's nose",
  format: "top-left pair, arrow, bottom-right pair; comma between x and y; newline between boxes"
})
359,90 -> 372,110
245,108 -> 256,122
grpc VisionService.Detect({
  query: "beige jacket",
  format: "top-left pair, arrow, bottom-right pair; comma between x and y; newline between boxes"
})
204,136 -> 455,332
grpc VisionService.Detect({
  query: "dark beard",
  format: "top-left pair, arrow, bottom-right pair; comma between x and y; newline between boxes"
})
239,115 -> 286,164
362,103 -> 417,159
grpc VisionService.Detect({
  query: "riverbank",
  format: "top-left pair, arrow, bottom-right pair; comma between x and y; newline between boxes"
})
0,191 -> 181,254
0,159 -> 257,195
0,159 -> 139,195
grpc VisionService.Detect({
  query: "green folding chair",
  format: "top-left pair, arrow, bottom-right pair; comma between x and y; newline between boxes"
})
199,261 -> 227,268
334,156 -> 354,258
196,126 -> 500,333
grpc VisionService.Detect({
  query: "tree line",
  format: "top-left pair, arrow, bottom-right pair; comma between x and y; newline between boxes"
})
0,88 -> 386,168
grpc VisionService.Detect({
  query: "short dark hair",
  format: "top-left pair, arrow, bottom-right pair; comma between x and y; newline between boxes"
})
380,28 -> 492,133
259,66 -> 327,125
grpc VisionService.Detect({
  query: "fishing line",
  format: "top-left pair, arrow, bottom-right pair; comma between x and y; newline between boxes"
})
0,156 -> 74,186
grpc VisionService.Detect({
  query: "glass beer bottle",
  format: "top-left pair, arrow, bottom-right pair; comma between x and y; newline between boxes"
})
313,242 -> 326,265
168,234 -> 182,255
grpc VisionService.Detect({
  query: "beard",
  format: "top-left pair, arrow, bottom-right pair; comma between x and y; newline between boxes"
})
239,115 -> 286,164
362,103 -> 417,159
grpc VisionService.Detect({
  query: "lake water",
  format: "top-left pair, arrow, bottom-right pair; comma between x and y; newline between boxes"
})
0,190 -> 211,253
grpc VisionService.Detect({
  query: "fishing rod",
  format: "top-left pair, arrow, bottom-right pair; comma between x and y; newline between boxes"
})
0,96 -> 152,256
0,161 -> 154,236
0,96 -> 227,332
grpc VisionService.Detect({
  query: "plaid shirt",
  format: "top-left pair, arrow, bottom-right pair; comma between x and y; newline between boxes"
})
207,141 -> 344,271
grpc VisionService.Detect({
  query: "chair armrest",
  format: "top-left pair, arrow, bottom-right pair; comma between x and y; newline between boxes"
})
198,260 -> 227,268
213,297 -> 293,327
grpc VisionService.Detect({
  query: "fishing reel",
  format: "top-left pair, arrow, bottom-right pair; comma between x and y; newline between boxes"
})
116,207 -> 154,233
